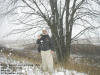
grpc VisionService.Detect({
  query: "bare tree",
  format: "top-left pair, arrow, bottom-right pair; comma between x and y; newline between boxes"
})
2,0 -> 100,64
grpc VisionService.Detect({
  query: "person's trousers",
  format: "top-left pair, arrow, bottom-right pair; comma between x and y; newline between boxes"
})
41,50 -> 54,72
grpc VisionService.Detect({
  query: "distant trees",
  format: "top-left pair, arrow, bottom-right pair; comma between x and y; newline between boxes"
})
2,0 -> 100,64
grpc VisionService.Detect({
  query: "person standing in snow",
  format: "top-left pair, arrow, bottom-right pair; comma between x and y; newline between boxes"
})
36,29 -> 54,73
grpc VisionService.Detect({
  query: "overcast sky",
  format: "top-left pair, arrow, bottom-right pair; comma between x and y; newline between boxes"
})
0,0 -> 100,41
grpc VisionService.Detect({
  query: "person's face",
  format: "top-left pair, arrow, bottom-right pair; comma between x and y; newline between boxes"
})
42,30 -> 47,34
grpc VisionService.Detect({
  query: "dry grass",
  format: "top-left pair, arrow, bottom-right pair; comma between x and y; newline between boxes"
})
71,44 -> 100,56
1,49 -> 100,75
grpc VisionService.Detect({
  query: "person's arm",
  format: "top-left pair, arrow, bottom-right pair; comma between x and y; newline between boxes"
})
36,39 -> 40,44
47,35 -> 54,51
36,35 -> 41,44
36,35 -> 41,53
37,45 -> 41,53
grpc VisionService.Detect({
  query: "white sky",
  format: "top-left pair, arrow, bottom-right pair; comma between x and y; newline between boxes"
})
0,0 -> 100,41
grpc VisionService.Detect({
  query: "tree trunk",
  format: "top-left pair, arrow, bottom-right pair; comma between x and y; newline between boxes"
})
50,25 -> 71,64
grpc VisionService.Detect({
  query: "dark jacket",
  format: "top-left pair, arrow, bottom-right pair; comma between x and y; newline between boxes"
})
36,34 -> 54,52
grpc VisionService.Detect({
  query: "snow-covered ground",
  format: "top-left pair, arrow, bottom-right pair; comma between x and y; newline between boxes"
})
0,51 -> 88,75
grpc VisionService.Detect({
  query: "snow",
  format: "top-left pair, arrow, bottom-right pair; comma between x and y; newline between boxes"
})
24,70 -> 88,75
0,51 -> 88,75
